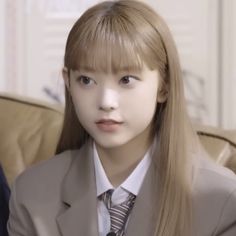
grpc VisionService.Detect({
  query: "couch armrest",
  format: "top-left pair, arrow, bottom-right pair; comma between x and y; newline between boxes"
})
196,124 -> 236,173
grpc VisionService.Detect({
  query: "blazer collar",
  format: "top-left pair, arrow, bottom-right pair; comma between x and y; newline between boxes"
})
56,141 -> 99,236
56,141 -> 159,236
126,162 -> 158,236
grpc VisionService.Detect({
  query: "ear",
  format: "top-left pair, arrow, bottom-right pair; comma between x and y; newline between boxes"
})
62,67 -> 70,89
157,82 -> 169,103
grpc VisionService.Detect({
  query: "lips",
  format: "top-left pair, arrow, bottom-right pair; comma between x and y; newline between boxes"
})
96,119 -> 122,124
95,119 -> 123,132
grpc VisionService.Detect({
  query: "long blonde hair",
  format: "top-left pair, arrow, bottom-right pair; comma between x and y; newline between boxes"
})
57,1 -> 195,235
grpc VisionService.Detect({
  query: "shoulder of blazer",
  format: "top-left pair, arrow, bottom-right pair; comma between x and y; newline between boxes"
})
12,148 -> 85,202
192,155 -> 236,235
213,188 -> 236,235
193,154 -> 236,196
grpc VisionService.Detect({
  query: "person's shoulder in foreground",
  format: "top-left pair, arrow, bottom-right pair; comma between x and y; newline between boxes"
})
7,148 -> 84,236
0,165 -> 10,236
192,152 -> 236,236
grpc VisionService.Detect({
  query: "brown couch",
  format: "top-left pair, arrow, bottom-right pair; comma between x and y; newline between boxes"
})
0,93 -> 235,185
0,93 -> 63,185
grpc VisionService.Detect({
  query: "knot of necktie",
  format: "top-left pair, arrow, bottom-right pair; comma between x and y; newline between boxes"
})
100,189 -> 136,236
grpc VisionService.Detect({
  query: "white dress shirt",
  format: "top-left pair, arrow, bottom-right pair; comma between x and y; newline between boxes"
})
93,143 -> 153,236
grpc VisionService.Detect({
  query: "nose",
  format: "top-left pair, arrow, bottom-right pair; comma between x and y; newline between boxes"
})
98,88 -> 119,112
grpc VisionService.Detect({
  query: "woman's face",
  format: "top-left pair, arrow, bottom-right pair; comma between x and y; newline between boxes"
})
64,63 -> 164,149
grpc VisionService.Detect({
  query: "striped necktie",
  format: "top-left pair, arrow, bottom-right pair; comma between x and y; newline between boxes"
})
101,189 -> 136,236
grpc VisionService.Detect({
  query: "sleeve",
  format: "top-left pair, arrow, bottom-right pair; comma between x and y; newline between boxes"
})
0,166 -> 10,236
214,189 -> 236,236
7,180 -> 36,236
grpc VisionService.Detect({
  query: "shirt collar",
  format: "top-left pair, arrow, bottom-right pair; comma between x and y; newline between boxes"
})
93,143 -> 113,197
93,140 -> 155,197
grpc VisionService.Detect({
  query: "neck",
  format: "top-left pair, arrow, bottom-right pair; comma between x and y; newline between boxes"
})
95,130 -> 153,187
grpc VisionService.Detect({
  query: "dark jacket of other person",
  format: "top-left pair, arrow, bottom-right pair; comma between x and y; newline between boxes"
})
0,165 -> 10,236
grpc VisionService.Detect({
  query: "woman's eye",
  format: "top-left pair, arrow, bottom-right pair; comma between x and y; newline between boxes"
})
78,76 -> 95,86
120,76 -> 138,86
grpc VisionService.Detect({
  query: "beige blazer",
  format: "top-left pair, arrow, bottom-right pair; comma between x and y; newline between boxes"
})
8,142 -> 236,236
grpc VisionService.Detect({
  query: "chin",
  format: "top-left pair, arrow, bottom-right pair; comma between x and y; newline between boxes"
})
94,137 -> 129,149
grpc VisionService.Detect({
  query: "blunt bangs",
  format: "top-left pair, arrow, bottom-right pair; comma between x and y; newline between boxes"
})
64,5 -> 162,73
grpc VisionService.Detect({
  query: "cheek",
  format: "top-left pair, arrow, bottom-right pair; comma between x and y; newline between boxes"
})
138,93 -> 157,124
137,84 -> 158,122
121,85 -> 158,124
133,84 -> 158,110
142,87 -> 157,108
70,91 -> 93,119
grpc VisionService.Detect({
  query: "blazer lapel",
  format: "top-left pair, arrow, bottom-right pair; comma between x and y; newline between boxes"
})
126,163 -> 159,236
56,141 -> 99,236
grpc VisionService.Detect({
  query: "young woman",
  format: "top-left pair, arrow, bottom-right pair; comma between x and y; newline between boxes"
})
8,1 -> 236,236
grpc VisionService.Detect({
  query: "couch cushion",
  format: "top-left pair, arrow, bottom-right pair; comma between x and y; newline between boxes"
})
0,93 -> 63,185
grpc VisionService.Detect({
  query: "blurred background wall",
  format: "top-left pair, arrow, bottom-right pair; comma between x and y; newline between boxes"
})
0,0 -> 235,129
